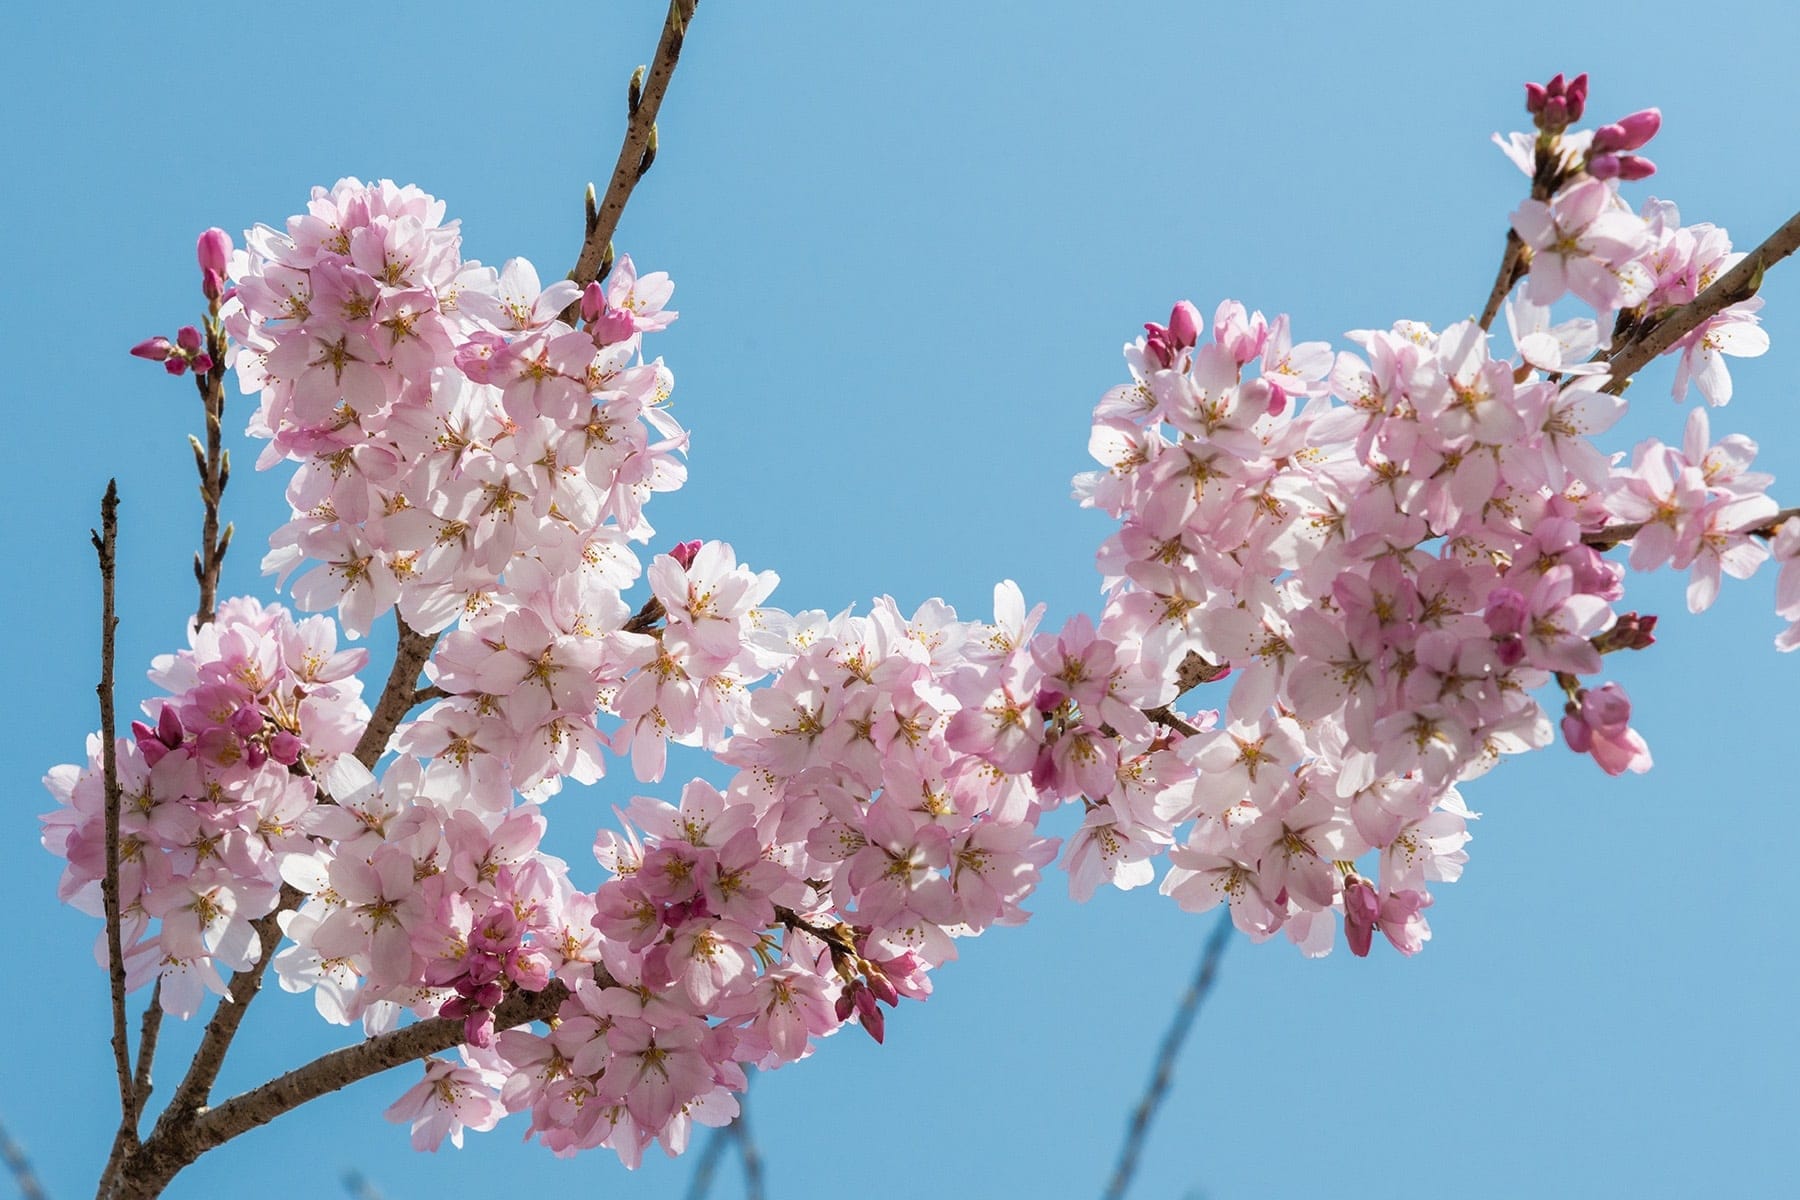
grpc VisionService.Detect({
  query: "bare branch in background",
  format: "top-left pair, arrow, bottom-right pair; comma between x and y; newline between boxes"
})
0,1119 -> 49,1200
1101,912 -> 1233,1200
341,1170 -> 383,1200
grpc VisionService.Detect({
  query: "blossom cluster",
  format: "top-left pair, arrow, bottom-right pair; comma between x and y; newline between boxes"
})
44,74 -> 1795,1169
42,598 -> 367,1017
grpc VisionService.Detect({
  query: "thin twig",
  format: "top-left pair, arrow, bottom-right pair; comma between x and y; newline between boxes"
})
190,315 -> 231,629
563,0 -> 701,311
682,1122 -> 731,1200
92,481 -> 134,1125
0,1118 -> 49,1200
1101,912 -> 1233,1200
732,1097 -> 765,1200
1604,208 -> 1800,392
623,595 -> 665,634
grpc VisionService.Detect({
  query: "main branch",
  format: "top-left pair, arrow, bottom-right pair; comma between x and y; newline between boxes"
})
114,982 -> 571,1199
93,481 -> 136,1131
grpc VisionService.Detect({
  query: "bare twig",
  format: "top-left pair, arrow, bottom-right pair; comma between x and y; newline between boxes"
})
623,594 -> 666,634
732,1097 -> 766,1200
190,317 -> 231,629
1101,912 -> 1233,1200
1604,208 -> 1800,392
0,1118 -> 49,1200
683,1120 -> 731,1200
92,481 -> 135,1125
564,0 -> 701,310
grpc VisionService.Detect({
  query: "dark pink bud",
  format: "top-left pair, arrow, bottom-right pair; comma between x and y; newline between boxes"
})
202,267 -> 225,301
1565,73 -> 1589,121
1484,587 -> 1527,638
1142,328 -> 1174,369
1588,153 -> 1622,181
196,227 -> 232,278
1592,109 -> 1659,153
130,336 -> 172,361
858,1003 -> 886,1044
268,730 -> 304,765
591,307 -> 636,346
580,281 -> 607,324
1627,613 -> 1657,649
176,325 -> 203,353
230,706 -> 263,738
669,539 -> 703,569
1545,73 -> 1566,98
244,743 -> 268,768
1561,708 -> 1593,753
190,353 -> 214,375
164,357 -> 189,376
1524,81 -> 1547,115
1541,96 -> 1568,130
1614,155 -> 1656,181
157,703 -> 184,746
834,986 -> 857,1023
1493,636 -> 1525,668
1167,300 -> 1201,349
866,971 -> 899,1007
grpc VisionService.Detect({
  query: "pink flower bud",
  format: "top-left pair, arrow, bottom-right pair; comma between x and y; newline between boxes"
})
1565,73 -> 1589,121
268,730 -> 303,765
866,970 -> 899,1007
1588,153 -> 1622,181
1483,587 -> 1527,638
1541,96 -> 1568,130
1141,328 -> 1174,369
1545,73 -> 1566,98
1524,81 -> 1547,115
1614,155 -> 1656,181
196,227 -> 232,278
164,357 -> 190,376
580,281 -> 607,324
858,1002 -> 886,1044
1592,109 -> 1659,154
1343,875 -> 1379,958
190,353 -> 214,375
157,703 -> 185,746
591,307 -> 637,346
130,336 -> 172,361
1561,708 -> 1593,753
202,267 -> 225,301
176,325 -> 203,353
1167,300 -> 1201,349
669,539 -> 703,569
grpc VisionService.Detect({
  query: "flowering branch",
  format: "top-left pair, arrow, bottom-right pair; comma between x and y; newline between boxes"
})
1101,912 -> 1232,1200
188,323 -> 231,629
354,616 -> 440,765
1605,208 -> 1800,391
113,982 -> 572,1200
566,0 -> 700,299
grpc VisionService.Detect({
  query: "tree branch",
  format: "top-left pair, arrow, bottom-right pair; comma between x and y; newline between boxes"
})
355,615 -> 440,767
1101,912 -> 1232,1200
565,0 -> 701,301
116,983 -> 571,1199
1605,208 -> 1800,392
1583,503 -> 1800,550
131,985 -> 164,1119
1477,230 -> 1526,332
190,317 -> 231,629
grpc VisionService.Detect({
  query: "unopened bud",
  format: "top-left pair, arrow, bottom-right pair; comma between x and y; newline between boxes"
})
1565,73 -> 1589,121
196,227 -> 233,277
1167,300 -> 1201,349
669,538 -> 703,568
580,280 -> 607,324
1614,155 -> 1656,181
1524,81 -> 1547,115
130,336 -> 172,361
176,325 -> 203,353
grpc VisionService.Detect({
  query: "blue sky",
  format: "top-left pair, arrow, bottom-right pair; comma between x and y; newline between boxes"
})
5,3 -> 1798,1197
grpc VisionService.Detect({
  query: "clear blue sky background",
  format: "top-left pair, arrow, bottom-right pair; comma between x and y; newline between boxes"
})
5,3 -> 1798,1198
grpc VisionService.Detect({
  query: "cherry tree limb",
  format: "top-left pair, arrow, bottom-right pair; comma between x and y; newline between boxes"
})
1604,207 -> 1800,392
1584,503 -> 1800,550
113,982 -> 572,1199
189,320 -> 232,629
565,0 -> 700,300
1101,911 -> 1233,1200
